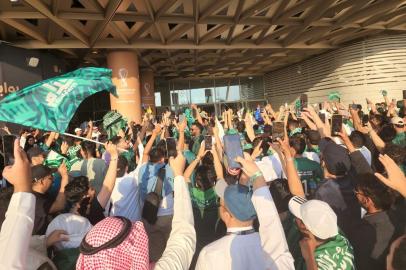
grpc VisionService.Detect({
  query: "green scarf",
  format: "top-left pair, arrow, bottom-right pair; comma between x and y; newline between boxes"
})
189,185 -> 218,209
314,233 -> 355,270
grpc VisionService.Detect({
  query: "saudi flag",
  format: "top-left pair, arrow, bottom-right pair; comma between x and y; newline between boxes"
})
0,67 -> 117,132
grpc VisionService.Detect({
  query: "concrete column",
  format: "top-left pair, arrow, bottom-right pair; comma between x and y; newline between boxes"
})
107,51 -> 141,123
140,69 -> 155,113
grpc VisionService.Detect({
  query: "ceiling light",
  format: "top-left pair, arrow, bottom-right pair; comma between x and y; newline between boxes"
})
248,76 -> 253,79
91,50 -> 98,54
10,0 -> 19,2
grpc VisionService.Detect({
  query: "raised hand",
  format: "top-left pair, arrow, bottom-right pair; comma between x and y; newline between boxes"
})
169,152 -> 186,177
57,161 -> 68,177
61,141 -> 69,155
2,139 -> 32,193
105,142 -> 119,159
375,154 -> 406,197
46,230 -> 69,248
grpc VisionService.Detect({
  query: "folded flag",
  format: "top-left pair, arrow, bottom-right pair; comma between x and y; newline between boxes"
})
44,150 -> 72,171
0,67 -> 117,132
102,111 -> 127,139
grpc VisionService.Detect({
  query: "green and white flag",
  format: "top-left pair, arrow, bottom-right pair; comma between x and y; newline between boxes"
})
44,150 -> 72,171
0,67 -> 117,132
102,111 -> 127,139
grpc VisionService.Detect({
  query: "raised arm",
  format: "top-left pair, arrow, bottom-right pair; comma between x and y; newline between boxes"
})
184,143 -> 205,181
177,118 -> 187,151
0,139 -> 35,270
211,148 -> 224,180
97,143 -> 119,208
86,121 -> 93,139
141,125 -> 161,164
235,156 -> 295,269
155,153 -> 196,270
49,162 -> 69,214
191,104 -> 204,126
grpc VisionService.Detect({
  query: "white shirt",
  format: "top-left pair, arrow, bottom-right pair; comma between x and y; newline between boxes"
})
195,187 -> 294,270
109,168 -> 142,221
0,192 -> 35,270
357,146 -> 372,166
257,153 -> 286,182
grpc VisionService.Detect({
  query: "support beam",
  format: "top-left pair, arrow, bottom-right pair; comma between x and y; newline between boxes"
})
239,0 -> 276,21
226,0 -> 245,45
109,21 -> 129,44
24,0 -> 90,46
0,18 -> 46,43
231,25 -> 265,44
193,0 -> 199,45
142,0 -> 165,44
166,24 -> 194,43
89,0 -> 123,47
200,24 -> 230,44
130,22 -> 152,42
11,39 -> 335,49
155,0 -> 178,19
199,0 -> 231,21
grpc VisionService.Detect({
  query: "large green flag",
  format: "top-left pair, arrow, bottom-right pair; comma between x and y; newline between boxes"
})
0,67 -> 116,132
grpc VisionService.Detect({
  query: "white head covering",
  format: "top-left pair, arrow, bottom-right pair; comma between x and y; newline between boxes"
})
46,213 -> 92,250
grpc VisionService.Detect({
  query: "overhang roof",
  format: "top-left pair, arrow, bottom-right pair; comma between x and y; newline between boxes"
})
0,0 -> 405,79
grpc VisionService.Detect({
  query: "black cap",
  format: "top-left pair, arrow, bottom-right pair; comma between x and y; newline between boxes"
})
31,165 -> 55,182
319,138 -> 351,176
27,146 -> 47,160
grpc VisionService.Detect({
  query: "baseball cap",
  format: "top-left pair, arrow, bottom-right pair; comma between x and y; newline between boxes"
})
288,196 -> 338,239
31,164 -> 55,182
391,116 -> 404,126
75,128 -> 82,133
27,146 -> 47,160
319,138 -> 351,176
214,179 -> 257,221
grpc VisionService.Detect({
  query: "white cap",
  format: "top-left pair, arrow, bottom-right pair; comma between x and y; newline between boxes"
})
288,196 -> 338,239
45,213 -> 92,250
74,128 -> 82,133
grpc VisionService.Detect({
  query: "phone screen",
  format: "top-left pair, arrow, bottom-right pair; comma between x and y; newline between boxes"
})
223,134 -> 243,169
178,114 -> 185,123
331,115 -> 343,135
362,115 -> 369,126
204,135 -> 212,151
2,135 -> 16,166
300,94 -> 308,111
272,121 -> 284,142
165,137 -> 177,159
403,90 -> 406,100
319,113 -> 326,123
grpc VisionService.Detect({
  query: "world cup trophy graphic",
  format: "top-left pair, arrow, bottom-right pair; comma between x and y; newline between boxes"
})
118,68 -> 128,88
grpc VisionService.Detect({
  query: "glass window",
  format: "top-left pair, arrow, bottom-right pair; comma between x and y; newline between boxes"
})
154,92 -> 161,107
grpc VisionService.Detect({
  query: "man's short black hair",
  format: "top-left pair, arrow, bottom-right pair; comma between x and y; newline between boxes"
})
268,178 -> 292,213
111,135 -> 122,145
378,124 -> 397,143
195,165 -> 216,191
192,121 -> 204,133
306,130 -> 321,145
81,141 -> 97,157
149,147 -> 164,163
236,121 -> 245,133
355,173 -> 394,211
117,155 -> 128,178
383,144 -> 406,166
349,131 -> 365,149
65,176 -> 89,204
289,134 -> 306,155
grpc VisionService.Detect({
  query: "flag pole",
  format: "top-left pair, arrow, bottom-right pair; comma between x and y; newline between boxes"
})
62,132 -> 128,152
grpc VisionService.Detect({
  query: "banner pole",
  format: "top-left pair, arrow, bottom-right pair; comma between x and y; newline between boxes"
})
62,132 -> 128,152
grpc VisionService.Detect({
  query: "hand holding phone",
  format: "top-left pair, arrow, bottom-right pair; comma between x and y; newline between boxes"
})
272,121 -> 285,142
204,135 -> 212,151
2,135 -> 16,166
165,137 -> 177,159
331,115 -> 343,136
223,134 -> 243,169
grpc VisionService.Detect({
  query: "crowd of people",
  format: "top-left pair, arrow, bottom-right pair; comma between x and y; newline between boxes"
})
0,92 -> 405,270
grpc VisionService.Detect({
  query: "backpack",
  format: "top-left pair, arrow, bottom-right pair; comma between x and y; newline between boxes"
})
142,167 -> 165,224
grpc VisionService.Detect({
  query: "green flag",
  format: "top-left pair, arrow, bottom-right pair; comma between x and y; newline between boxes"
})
44,150 -> 72,171
102,111 -> 127,139
0,67 -> 116,132
328,91 -> 341,102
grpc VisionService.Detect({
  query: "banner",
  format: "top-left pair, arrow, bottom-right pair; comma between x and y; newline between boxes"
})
0,67 -> 117,132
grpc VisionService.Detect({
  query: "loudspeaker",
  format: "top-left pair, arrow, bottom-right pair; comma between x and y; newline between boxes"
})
27,57 -> 39,67
205,89 -> 211,97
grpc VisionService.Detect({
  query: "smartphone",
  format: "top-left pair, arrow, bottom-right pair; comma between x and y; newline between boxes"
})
2,135 -> 16,166
318,113 -> 326,123
350,104 -> 358,110
204,135 -> 212,151
318,103 -> 323,110
381,90 -> 388,97
331,115 -> 343,135
165,137 -> 177,159
178,114 -> 185,123
300,94 -> 308,111
362,114 -> 369,126
223,134 -> 243,169
403,90 -> 406,99
272,121 -> 284,142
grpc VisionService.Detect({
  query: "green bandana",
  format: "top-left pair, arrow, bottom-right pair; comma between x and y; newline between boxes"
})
189,186 -> 218,209
314,233 -> 355,270
44,150 -> 72,171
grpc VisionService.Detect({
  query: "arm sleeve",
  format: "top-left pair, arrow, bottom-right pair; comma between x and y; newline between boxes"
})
251,187 -> 295,270
0,192 -> 36,270
154,176 -> 196,270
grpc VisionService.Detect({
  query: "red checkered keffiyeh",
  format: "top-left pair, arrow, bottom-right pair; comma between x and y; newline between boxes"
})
76,217 -> 149,270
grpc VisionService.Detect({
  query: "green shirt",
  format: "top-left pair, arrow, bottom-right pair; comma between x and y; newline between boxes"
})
392,132 -> 406,147
121,149 -> 136,172
294,157 -> 323,197
192,135 -> 204,156
315,233 -> 355,270
183,150 -> 196,165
